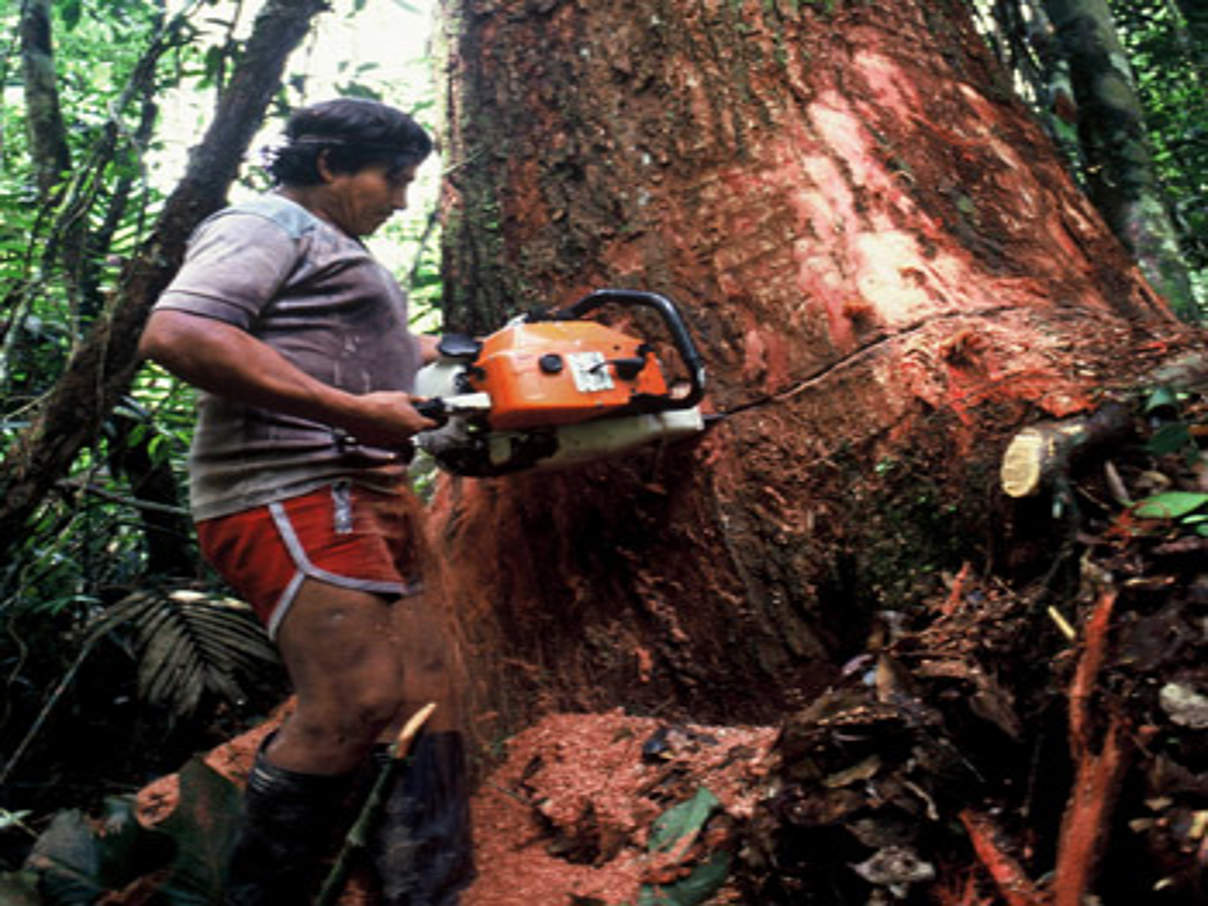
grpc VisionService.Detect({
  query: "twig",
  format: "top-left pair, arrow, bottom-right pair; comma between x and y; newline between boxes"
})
1046,605 -> 1076,641
943,562 -> 972,615
1052,588 -> 1130,906
959,809 -> 1047,906
407,204 -> 441,292
314,702 -> 438,906
56,477 -> 190,517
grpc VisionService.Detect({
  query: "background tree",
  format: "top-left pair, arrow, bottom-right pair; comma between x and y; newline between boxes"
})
1173,0 -> 1208,56
0,0 -> 331,550
18,0 -> 70,201
1108,0 -> 1208,309
0,0 -> 327,834
973,0 -> 1202,319
1042,0 -> 1196,318
0,0 -> 448,867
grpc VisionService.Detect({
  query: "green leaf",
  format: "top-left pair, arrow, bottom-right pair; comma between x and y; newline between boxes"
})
637,852 -> 731,906
59,0 -> 82,30
1132,491 -> 1208,520
649,787 -> 719,853
25,809 -> 105,904
88,591 -> 278,717
24,798 -> 172,905
0,871 -> 41,906
1144,386 -> 1178,413
1146,422 -> 1193,456
201,45 -> 225,87
335,80 -> 382,101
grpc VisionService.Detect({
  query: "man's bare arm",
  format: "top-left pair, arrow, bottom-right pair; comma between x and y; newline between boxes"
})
138,309 -> 435,447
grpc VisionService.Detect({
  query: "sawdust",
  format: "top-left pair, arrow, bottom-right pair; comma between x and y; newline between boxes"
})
463,709 -> 776,905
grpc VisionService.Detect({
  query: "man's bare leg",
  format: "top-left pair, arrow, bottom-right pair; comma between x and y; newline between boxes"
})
270,579 -> 408,772
225,579 -> 407,905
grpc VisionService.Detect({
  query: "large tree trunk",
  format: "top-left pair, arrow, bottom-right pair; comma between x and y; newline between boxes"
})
434,0 -> 1197,737
0,0 -> 328,558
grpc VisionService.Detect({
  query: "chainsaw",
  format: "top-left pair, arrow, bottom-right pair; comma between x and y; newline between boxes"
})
412,289 -> 707,476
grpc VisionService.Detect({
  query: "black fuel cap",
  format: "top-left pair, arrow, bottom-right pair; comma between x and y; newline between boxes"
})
539,353 -> 564,374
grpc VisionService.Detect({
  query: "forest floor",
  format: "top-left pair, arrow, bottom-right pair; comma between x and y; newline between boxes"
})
448,377 -> 1208,906
4,380 -> 1208,905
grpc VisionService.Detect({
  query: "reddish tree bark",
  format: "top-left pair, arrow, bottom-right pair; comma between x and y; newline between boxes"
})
433,0 -> 1199,733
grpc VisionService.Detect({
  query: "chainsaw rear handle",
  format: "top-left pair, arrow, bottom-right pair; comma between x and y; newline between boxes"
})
550,289 -> 706,410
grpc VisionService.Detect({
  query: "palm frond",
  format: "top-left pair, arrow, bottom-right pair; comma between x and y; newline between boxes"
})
86,588 -> 282,717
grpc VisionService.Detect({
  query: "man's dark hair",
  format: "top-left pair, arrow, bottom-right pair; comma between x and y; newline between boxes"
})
268,98 -> 433,186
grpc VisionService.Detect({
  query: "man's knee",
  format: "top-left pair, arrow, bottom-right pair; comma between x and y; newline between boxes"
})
286,686 -> 407,756
346,685 -> 409,735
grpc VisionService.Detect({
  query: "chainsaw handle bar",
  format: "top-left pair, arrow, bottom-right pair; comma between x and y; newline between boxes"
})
414,399 -> 446,422
551,289 -> 706,410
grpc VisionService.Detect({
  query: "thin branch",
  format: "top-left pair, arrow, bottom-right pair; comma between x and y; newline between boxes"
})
55,477 -> 190,517
407,203 -> 442,291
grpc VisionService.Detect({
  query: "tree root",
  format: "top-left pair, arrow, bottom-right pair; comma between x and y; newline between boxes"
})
1052,714 -> 1129,906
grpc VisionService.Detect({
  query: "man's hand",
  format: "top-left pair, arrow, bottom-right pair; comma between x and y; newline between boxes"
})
336,391 -> 437,448
417,333 -> 441,365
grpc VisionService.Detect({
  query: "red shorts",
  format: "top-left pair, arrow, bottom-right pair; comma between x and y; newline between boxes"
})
196,481 -> 424,639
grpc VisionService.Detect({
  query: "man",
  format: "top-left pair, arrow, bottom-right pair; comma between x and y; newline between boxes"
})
138,98 -> 473,905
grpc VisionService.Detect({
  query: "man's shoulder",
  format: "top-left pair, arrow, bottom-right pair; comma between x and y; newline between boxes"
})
204,195 -> 321,241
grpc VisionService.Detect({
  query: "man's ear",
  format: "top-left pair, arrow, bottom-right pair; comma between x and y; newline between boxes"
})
316,148 -> 338,184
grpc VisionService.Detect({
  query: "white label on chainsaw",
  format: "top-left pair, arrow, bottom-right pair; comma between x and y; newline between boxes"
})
568,352 -> 614,393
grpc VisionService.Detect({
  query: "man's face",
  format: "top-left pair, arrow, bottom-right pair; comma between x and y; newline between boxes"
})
325,161 -> 417,237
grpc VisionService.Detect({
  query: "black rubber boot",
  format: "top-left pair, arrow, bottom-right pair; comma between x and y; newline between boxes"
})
372,731 -> 476,906
224,737 -> 354,906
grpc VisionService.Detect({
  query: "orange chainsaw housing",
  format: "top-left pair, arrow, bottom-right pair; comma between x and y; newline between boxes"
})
466,320 -> 669,430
